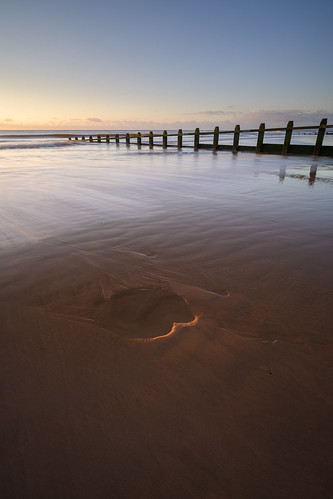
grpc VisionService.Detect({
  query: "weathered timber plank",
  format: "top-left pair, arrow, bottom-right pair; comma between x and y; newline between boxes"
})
178,129 -> 183,149
282,121 -> 293,154
256,123 -> 265,153
232,125 -> 240,153
194,128 -> 200,149
213,126 -> 219,150
313,118 -> 327,155
149,131 -> 153,148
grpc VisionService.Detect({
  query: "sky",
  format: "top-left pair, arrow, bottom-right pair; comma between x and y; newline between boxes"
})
0,0 -> 332,130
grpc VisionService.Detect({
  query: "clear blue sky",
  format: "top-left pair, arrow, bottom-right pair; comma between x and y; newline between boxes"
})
1,0 -> 332,129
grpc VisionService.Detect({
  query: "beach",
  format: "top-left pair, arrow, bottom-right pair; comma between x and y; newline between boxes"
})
1,139 -> 333,498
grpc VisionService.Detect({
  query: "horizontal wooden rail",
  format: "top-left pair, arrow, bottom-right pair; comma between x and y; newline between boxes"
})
68,119 -> 333,157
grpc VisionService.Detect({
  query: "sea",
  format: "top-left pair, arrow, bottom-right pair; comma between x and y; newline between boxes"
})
1,127 -> 333,150
1,128 -> 333,248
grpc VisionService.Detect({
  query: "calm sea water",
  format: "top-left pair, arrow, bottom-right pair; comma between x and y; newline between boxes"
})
0,132 -> 333,248
0,131 -> 332,284
0,131 -> 332,248
1,128 -> 333,149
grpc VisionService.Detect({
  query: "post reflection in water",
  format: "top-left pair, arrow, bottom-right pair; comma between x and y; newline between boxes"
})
279,164 -> 286,181
309,163 -> 318,185
278,162 -> 321,185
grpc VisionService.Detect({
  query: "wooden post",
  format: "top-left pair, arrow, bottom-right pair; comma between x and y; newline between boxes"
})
213,126 -> 219,150
163,130 -> 167,149
82,136 -> 85,141
232,125 -> 240,153
75,136 -> 78,141
313,118 -> 327,156
89,135 -> 93,142
97,135 -> 101,143
106,135 -> 110,143
178,129 -> 183,149
282,121 -> 293,155
149,131 -> 154,148
137,132 -> 142,147
115,134 -> 119,144
256,123 -> 265,153
126,133 -> 130,146
194,127 -> 200,150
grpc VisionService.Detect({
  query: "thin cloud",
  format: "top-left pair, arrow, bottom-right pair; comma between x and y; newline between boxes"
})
183,110 -> 228,116
2,110 -> 331,131
87,117 -> 103,123
179,108 -> 332,128
236,109 -> 333,128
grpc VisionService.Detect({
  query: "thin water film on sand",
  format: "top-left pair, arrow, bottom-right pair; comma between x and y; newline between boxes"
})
1,142 -> 333,498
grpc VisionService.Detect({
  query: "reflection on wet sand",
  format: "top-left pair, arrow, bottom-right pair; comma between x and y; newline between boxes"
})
309,163 -> 318,184
1,148 -> 333,499
278,161 -> 333,185
279,163 -> 286,181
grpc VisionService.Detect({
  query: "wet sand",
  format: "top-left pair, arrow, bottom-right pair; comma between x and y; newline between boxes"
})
1,147 -> 333,498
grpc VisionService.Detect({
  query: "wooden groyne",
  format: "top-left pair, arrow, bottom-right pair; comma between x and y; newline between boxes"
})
68,118 -> 333,157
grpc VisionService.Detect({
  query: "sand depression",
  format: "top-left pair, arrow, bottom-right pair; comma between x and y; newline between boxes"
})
89,287 -> 197,341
